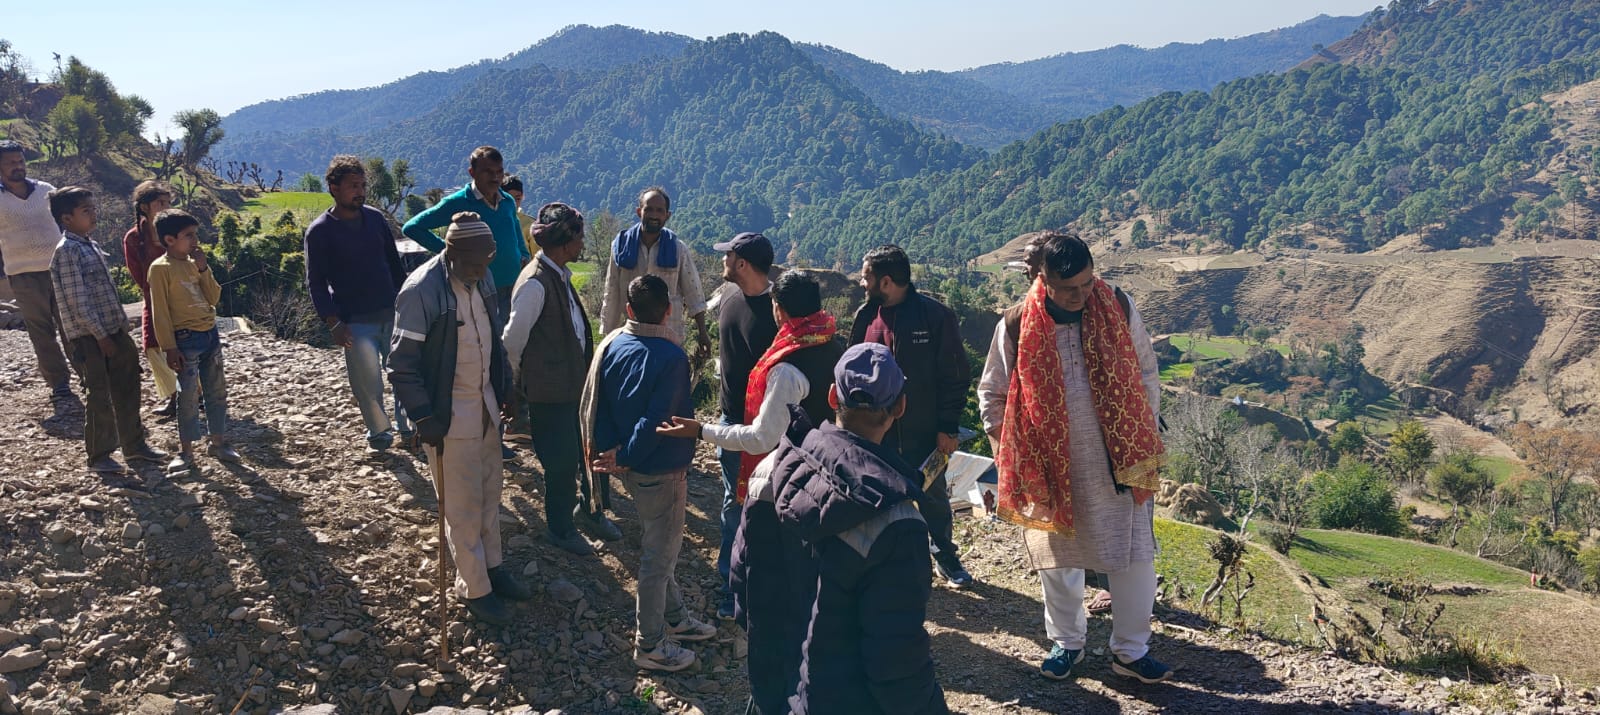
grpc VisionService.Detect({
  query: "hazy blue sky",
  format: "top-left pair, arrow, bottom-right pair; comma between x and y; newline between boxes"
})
8,0 -> 1379,136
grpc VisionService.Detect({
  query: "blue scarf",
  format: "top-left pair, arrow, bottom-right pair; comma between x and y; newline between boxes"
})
612,224 -> 679,270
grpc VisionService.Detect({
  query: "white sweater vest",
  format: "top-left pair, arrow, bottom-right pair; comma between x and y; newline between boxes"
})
0,180 -> 62,276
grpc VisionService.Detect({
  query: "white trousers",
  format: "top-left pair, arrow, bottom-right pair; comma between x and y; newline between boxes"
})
1040,562 -> 1158,662
426,425 -> 504,599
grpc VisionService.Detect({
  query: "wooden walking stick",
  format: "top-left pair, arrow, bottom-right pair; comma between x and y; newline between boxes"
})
431,441 -> 450,663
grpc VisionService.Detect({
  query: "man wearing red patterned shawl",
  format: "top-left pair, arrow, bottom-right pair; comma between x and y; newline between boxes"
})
977,232 -> 1173,684
658,270 -> 843,497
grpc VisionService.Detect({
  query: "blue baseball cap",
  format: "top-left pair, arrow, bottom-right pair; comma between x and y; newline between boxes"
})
713,232 -> 774,268
833,343 -> 905,410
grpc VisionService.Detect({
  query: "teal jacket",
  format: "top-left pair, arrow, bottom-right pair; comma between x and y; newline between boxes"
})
402,183 -> 530,291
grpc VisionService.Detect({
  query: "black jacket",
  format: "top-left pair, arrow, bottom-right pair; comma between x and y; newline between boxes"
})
730,407 -> 815,715
848,286 -> 970,466
774,422 -> 949,715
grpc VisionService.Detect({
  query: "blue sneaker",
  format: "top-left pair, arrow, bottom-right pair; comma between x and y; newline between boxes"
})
1112,653 -> 1173,684
717,591 -> 736,621
1040,644 -> 1084,680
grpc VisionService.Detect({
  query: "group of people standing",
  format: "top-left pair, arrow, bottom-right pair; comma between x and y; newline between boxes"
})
0,140 -> 237,479
0,138 -> 1175,714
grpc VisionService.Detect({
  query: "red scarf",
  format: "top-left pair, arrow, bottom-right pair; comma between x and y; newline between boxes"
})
997,277 -> 1163,536
737,310 -> 837,501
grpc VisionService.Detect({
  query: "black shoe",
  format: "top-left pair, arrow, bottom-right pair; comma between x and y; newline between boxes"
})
935,558 -> 975,588
51,384 -> 82,412
574,505 -> 622,542
548,529 -> 594,556
501,444 -> 517,462
463,592 -> 513,625
367,432 -> 395,452
152,395 -> 177,419
487,564 -> 533,601
88,456 -> 126,474
123,443 -> 169,464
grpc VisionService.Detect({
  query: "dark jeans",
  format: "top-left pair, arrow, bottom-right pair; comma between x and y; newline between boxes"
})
527,400 -> 605,536
716,413 -> 742,585
10,271 -> 72,389
67,332 -> 145,462
901,436 -> 963,570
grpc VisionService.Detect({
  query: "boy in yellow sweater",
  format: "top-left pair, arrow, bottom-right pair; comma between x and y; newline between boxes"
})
148,209 -> 239,470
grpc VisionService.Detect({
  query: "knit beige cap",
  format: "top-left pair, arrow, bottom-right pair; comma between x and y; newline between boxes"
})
444,211 -> 494,250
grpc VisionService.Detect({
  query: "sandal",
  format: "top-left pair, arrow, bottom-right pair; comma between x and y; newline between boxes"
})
1086,588 -> 1113,614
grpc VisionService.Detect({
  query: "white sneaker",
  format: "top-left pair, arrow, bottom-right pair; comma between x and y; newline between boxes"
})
634,639 -> 696,672
666,615 -> 718,642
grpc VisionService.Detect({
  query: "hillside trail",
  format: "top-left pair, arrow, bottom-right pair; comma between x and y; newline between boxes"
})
1415,414 -> 1520,463
0,328 -> 1593,715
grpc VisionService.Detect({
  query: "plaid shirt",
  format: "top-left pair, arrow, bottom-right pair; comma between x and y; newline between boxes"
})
50,231 -> 126,341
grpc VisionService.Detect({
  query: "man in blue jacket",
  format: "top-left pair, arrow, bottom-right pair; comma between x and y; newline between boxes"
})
586,275 -> 717,672
769,343 -> 949,714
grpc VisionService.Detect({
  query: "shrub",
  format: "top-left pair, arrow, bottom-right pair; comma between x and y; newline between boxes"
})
1259,521 -> 1295,554
108,265 -> 141,305
1307,458 -> 1404,535
1577,546 -> 1600,592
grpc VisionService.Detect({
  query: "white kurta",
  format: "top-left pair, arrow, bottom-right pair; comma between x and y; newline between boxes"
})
598,238 -> 707,344
977,296 -> 1163,573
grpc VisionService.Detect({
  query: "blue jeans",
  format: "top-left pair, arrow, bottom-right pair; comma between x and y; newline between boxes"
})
175,328 -> 228,443
716,413 -> 742,585
345,319 -> 409,439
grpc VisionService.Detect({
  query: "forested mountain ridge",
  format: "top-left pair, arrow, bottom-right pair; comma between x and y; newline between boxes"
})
796,45 -> 1056,150
1304,0 -> 1600,82
220,26 -> 694,139
958,13 -> 1364,120
225,32 -> 978,256
219,16 -> 1364,175
782,0 -> 1600,266
796,14 -> 1362,149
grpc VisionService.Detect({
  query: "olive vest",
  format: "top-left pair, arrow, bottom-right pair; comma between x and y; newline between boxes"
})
515,260 -> 593,404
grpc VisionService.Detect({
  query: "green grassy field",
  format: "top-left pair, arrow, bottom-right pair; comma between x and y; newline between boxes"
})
1154,519 -> 1313,643
1346,395 -> 1408,437
1288,529 -> 1527,587
1159,363 -> 1196,382
1287,528 -> 1600,684
241,191 -> 332,227
1161,335 -> 1289,385
1479,455 -> 1524,484
1168,334 -> 1291,360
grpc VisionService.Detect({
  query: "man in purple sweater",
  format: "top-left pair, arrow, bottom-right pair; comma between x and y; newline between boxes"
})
304,155 -> 411,451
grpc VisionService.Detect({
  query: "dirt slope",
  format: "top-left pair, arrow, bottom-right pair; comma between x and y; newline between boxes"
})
0,329 -> 1593,714
1090,241 -> 1600,432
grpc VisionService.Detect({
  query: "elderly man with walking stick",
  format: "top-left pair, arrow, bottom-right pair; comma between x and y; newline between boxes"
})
390,212 -> 532,627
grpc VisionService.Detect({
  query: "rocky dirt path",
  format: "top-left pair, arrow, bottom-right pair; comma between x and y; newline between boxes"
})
0,329 -> 1592,714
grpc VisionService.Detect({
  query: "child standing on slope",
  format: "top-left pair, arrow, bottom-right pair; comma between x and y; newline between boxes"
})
48,186 -> 168,474
148,208 -> 240,471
